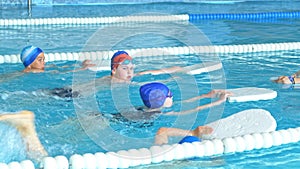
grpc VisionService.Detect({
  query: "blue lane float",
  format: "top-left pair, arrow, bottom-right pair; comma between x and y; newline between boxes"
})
189,11 -> 300,21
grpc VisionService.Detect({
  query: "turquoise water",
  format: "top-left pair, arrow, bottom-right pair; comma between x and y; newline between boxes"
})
0,1 -> 300,168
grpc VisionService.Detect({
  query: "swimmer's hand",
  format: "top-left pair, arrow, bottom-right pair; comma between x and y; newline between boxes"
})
273,76 -> 293,84
155,129 -> 169,145
81,60 -> 96,70
191,126 -> 213,137
183,90 -> 233,103
218,91 -> 232,102
208,90 -> 233,98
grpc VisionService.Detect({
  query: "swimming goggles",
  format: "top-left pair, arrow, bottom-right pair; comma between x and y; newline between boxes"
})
114,59 -> 135,65
288,76 -> 295,84
166,91 -> 173,98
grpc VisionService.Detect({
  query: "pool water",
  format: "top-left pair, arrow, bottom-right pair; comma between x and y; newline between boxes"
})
0,1 -> 300,168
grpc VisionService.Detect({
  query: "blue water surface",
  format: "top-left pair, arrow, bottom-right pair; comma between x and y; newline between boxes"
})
0,1 -> 300,168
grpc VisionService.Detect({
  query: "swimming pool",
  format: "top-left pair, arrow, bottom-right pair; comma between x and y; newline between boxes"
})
1,1 -> 300,168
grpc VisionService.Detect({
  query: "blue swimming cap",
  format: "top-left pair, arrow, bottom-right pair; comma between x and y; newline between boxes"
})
111,50 -> 130,71
139,82 -> 170,109
20,46 -> 43,67
179,136 -> 201,144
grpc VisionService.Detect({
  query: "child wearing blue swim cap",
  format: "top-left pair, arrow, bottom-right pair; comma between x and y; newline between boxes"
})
19,46 -> 95,74
139,82 -> 231,145
139,82 -> 231,115
139,82 -> 173,110
20,46 -> 45,73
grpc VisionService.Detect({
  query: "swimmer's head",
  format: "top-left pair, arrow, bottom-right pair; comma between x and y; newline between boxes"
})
111,51 -> 135,82
111,51 -> 133,72
140,82 -> 173,109
20,46 -> 43,67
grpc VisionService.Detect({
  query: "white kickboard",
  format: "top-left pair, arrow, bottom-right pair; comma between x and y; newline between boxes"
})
227,87 -> 277,102
202,109 -> 276,140
182,62 -> 223,75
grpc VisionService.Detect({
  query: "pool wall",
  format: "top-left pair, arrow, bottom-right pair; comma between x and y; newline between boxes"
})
1,0 -> 190,6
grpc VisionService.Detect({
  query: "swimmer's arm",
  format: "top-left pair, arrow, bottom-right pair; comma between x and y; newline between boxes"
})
155,127 -> 193,145
273,76 -> 300,84
45,60 -> 91,69
273,76 -> 289,84
48,60 -> 95,73
0,111 -> 48,161
155,126 -> 213,145
65,60 -> 96,73
0,71 -> 23,83
183,90 -> 232,103
165,93 -> 228,115
136,66 -> 182,76
45,63 -> 76,70
59,66 -> 93,73
182,93 -> 211,103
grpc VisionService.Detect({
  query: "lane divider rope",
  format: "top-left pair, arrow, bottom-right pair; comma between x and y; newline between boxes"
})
0,42 -> 300,64
0,127 -> 299,169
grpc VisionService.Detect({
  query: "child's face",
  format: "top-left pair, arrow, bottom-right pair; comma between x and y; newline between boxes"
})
29,53 -> 45,70
112,63 -> 134,82
163,96 -> 173,108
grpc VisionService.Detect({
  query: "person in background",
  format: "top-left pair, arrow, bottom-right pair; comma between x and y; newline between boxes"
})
273,72 -> 300,84
273,76 -> 297,84
0,110 -> 47,162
